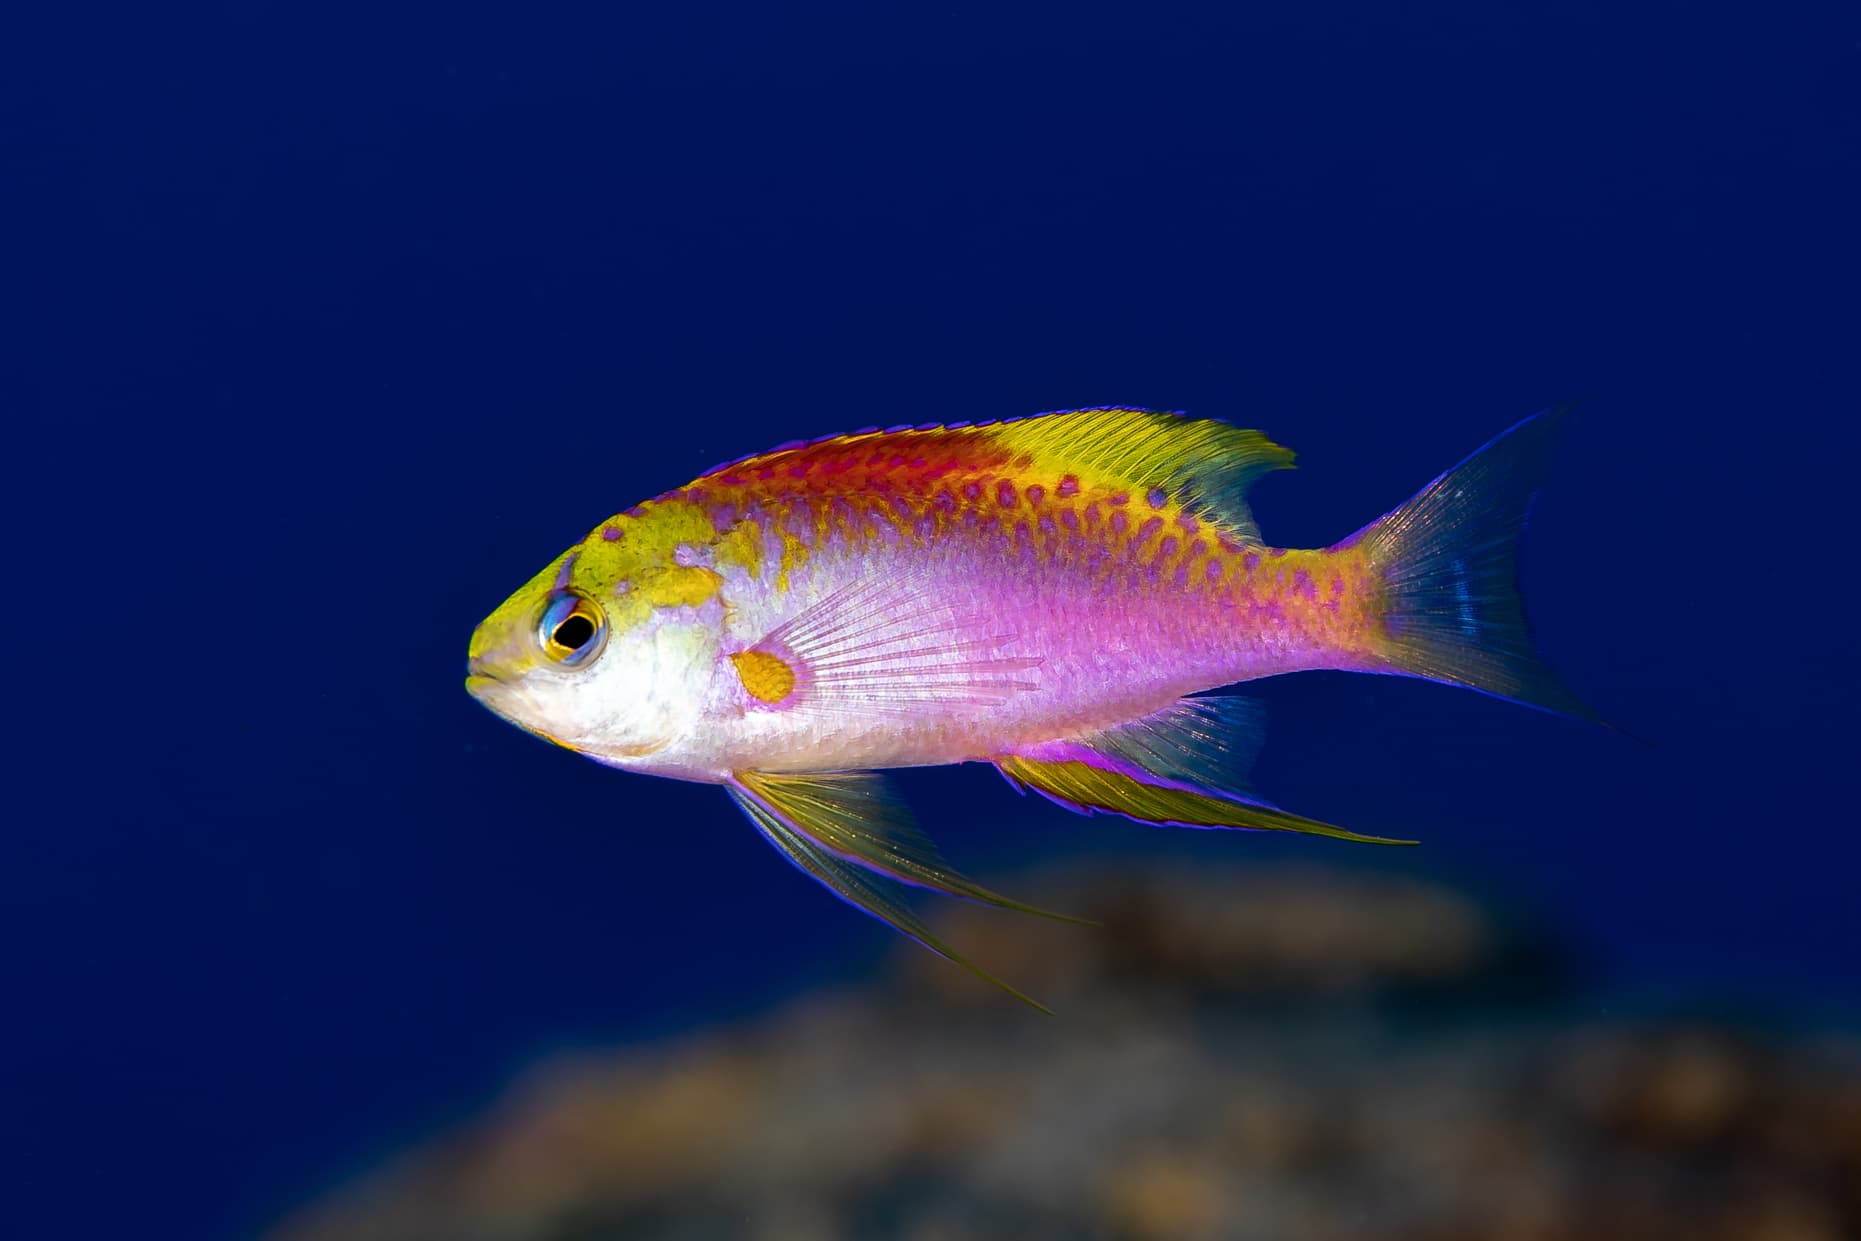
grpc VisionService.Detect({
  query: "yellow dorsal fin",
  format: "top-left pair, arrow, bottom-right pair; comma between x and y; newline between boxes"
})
986,407 -> 1295,545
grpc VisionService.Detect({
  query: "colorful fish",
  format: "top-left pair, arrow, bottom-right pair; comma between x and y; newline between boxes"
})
467,406 -> 1590,1008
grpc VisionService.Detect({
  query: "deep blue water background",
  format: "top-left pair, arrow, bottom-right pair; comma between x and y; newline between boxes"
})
6,3 -> 1857,1238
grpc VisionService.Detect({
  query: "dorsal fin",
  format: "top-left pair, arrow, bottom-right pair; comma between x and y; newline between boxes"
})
688,408 -> 1295,547
987,408 -> 1295,545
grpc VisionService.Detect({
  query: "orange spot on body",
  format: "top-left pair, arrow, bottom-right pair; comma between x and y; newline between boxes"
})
730,650 -> 796,704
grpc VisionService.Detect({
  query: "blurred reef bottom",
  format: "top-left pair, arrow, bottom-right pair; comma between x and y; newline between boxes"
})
271,864 -> 1860,1241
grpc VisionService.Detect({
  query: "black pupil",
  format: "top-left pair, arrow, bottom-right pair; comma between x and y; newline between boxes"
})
553,613 -> 595,652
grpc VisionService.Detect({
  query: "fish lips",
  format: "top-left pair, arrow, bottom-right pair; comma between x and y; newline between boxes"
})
465,660 -> 522,722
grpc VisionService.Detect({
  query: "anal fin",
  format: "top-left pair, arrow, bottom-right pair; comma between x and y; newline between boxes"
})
996,697 -> 1415,845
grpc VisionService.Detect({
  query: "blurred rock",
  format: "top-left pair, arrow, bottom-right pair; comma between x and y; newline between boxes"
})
885,861 -> 1564,1011
268,863 -> 1861,1241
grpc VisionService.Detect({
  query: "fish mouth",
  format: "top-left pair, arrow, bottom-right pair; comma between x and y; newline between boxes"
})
465,659 -> 516,713
465,672 -> 542,741
463,677 -> 581,753
465,654 -> 506,693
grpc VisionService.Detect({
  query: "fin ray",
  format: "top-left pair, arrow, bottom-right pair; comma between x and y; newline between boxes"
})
1352,404 -> 1597,720
1073,695 -> 1270,802
725,782 -> 1054,1012
731,771 -> 1090,924
989,408 -> 1295,545
753,569 -> 1040,715
997,697 -> 1414,845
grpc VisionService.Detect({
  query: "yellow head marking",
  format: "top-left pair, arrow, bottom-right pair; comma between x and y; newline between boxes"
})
713,519 -> 766,579
730,649 -> 796,703
642,564 -> 722,609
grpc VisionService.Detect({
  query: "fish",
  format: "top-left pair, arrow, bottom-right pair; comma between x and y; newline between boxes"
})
466,405 -> 1591,1009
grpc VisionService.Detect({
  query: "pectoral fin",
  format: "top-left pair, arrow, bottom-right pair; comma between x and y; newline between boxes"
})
740,569 -> 1042,717
726,776 -> 1059,1012
996,696 -> 1416,845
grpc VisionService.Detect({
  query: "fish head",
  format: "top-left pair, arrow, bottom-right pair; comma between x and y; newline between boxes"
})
466,514 -> 725,764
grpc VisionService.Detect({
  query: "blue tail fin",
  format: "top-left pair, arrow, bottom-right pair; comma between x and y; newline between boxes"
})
1350,405 -> 1596,721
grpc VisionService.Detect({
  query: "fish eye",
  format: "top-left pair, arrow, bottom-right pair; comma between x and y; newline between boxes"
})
537,592 -> 607,666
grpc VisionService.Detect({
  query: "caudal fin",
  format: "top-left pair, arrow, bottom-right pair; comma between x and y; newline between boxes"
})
1350,405 -> 1596,720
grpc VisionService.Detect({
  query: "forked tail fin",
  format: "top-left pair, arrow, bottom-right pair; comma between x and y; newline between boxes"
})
1348,404 -> 1597,720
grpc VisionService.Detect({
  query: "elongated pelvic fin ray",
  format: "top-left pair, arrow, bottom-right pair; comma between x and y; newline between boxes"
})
997,697 -> 1415,844
725,782 -> 1056,1012
731,771 -> 1090,924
